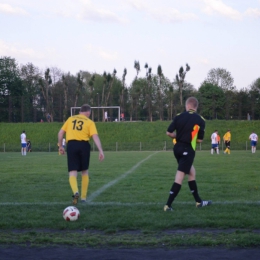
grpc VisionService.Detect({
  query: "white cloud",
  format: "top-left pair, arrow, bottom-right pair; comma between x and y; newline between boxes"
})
53,0 -> 127,23
0,40 -> 44,60
85,44 -> 119,61
245,8 -> 260,18
201,0 -> 242,20
78,8 -> 126,23
198,58 -> 209,65
149,7 -> 198,23
129,0 -> 198,23
0,3 -> 27,15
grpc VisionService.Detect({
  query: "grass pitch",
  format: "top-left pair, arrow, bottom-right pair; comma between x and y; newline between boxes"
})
0,150 -> 260,247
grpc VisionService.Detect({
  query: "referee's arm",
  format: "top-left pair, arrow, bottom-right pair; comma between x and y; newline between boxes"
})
166,131 -> 176,138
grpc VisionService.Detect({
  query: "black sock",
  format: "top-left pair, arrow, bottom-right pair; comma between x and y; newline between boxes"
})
166,182 -> 181,207
188,180 -> 201,203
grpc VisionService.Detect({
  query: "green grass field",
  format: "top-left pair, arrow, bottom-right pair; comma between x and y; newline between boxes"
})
0,150 -> 260,248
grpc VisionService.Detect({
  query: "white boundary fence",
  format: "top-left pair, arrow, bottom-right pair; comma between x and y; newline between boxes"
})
1,141 -> 251,152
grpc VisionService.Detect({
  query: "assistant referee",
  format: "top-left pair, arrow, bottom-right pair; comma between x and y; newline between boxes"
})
164,97 -> 211,211
58,104 -> 104,205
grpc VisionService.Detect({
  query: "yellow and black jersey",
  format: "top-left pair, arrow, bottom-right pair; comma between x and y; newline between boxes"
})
61,114 -> 98,142
223,131 -> 231,141
167,109 -> 205,150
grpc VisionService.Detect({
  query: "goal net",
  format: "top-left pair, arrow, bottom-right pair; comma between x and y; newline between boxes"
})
70,106 -> 121,122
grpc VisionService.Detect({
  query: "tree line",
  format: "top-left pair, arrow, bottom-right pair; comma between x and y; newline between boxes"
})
0,56 -> 260,123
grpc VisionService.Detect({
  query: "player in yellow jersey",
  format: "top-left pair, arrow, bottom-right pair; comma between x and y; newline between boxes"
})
223,129 -> 231,154
58,104 -> 104,204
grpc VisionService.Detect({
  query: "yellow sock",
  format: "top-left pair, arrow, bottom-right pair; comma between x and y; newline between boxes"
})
81,174 -> 89,200
228,148 -> 230,154
224,148 -> 228,153
69,176 -> 78,194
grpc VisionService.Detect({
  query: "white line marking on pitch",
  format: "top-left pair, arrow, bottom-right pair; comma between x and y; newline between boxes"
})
1,201 -> 260,206
87,152 -> 158,202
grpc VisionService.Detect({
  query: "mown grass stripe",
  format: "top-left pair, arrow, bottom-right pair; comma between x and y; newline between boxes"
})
87,152 -> 158,202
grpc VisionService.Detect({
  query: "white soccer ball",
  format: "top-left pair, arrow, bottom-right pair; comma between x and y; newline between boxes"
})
63,206 -> 80,221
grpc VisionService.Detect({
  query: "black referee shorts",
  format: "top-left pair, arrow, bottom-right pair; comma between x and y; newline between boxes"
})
173,143 -> 195,174
67,140 -> 91,172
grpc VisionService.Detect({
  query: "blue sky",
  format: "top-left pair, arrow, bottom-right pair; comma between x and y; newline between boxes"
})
1,0 -> 260,89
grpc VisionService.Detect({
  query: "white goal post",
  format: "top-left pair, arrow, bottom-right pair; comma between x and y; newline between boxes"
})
70,106 -> 121,121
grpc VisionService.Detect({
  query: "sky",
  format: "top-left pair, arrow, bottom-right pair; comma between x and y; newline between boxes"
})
1,0 -> 260,90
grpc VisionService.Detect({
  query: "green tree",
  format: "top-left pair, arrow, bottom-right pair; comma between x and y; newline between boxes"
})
38,68 -> 53,121
157,65 -> 163,120
248,78 -> 260,119
205,68 -> 236,119
134,61 -> 140,79
198,82 -> 225,119
74,72 -> 84,107
120,68 -> 127,114
20,62 -> 41,122
176,64 -> 190,106
0,56 -> 23,122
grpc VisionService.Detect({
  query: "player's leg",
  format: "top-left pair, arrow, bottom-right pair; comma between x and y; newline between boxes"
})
188,166 -> 212,208
81,170 -> 89,202
224,142 -> 227,153
227,142 -> 231,154
164,145 -> 191,211
211,145 -> 214,154
80,141 -> 91,202
164,170 -> 185,211
67,141 -> 80,204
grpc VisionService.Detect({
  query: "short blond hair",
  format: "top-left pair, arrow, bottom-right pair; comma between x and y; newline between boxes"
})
185,97 -> 199,110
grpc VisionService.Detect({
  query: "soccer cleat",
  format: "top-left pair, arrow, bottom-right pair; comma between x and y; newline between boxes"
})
164,205 -> 173,211
72,192 -> 79,205
196,200 -> 212,208
81,199 -> 87,203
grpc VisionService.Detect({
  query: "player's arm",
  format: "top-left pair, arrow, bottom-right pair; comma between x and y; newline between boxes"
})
58,129 -> 66,154
166,131 -> 176,139
92,134 -> 104,161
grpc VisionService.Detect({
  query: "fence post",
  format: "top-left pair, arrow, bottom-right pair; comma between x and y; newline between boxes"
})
116,142 -> 118,152
246,141 -> 247,151
4,143 -> 5,153
49,143 -> 51,152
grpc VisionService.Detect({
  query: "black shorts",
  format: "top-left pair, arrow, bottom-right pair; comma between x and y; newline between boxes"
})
67,140 -> 91,172
173,143 -> 195,174
225,141 -> 230,147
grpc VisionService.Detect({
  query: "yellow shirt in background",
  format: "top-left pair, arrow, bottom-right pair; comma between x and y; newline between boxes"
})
223,132 -> 231,141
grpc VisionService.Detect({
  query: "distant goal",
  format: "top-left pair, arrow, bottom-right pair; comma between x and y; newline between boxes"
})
70,106 -> 121,121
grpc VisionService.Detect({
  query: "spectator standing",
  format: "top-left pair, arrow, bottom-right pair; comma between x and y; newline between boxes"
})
249,132 -> 258,153
20,130 -> 27,156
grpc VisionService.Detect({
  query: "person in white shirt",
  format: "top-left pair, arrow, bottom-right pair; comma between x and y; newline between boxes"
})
20,130 -> 27,156
104,111 -> 108,122
211,130 -> 219,154
62,138 -> 66,149
249,131 -> 258,153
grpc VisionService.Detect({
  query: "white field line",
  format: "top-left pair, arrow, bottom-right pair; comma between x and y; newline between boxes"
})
87,152 -> 158,202
1,201 -> 260,206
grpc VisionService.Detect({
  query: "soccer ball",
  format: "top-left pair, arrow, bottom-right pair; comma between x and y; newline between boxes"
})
63,206 -> 80,221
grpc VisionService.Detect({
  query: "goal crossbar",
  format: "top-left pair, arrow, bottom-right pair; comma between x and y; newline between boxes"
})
70,106 -> 121,121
